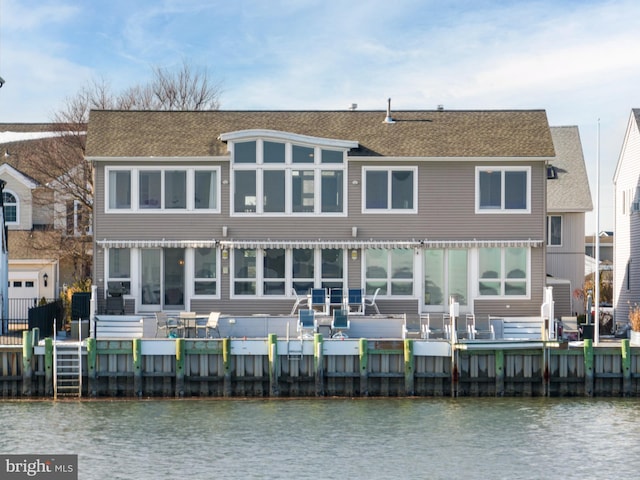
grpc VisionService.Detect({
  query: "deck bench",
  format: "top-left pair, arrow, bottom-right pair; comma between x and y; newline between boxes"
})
490,316 -> 545,340
93,315 -> 144,339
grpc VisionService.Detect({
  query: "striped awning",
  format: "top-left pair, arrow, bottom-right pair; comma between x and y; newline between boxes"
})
218,240 -> 419,249
421,239 -> 544,248
97,239 -> 217,249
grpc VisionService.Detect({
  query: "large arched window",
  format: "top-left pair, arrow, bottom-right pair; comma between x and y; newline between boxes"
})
2,190 -> 18,224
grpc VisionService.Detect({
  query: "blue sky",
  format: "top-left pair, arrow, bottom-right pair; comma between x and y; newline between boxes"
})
1,0 -> 640,232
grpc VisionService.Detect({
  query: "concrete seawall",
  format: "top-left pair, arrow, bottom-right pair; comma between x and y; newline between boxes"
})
2,330 -> 639,398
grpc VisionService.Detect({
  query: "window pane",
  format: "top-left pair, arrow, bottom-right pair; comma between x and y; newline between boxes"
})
264,248 -> 285,295
139,171 -> 161,209
322,249 -> 343,280
234,249 -> 256,295
448,249 -> 468,305
235,141 -> 256,163
234,170 -> 256,212
366,171 -> 388,209
505,248 -> 526,279
292,170 -> 314,212
391,171 -> 413,209
366,249 -> 387,278
390,249 -> 413,296
505,171 -> 527,209
264,141 -> 285,163
165,170 -> 186,209
292,145 -> 314,163
321,149 -> 343,163
264,171 -> 286,213
424,249 -> 444,305
479,171 -> 501,209
109,248 -> 131,278
194,248 -> 216,279
292,249 -> 314,294
321,171 -> 343,213
195,170 -> 217,209
548,216 -> 561,245
479,248 -> 500,296
3,192 -> 16,222
108,170 -> 131,209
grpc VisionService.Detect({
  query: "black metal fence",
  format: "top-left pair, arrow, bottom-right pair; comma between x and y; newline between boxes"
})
0,298 -> 59,345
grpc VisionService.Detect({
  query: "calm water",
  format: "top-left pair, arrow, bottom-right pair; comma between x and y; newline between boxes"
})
1,397 -> 639,479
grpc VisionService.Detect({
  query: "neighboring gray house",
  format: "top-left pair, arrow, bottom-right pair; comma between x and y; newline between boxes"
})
613,109 -> 640,326
545,126 -> 593,316
86,109 -> 558,321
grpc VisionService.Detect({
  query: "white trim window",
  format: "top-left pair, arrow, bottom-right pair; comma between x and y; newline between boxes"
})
107,247 -> 131,294
2,190 -> 18,224
363,167 -> 417,213
476,166 -> 530,213
231,247 -> 345,297
546,215 -> 562,247
105,167 -> 220,213
424,248 -> 468,307
365,248 -> 414,296
478,247 -> 529,297
193,248 -> 218,296
231,139 -> 346,215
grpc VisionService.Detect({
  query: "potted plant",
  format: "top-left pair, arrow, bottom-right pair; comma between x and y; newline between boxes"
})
629,303 -> 640,345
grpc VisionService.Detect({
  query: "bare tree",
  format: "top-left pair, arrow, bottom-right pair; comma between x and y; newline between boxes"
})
24,62 -> 222,282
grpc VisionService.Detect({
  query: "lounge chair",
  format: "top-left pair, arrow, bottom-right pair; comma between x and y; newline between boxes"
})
346,288 -> 364,315
402,314 -> 421,339
297,309 -> 317,338
364,288 -> 380,314
329,287 -> 345,311
310,288 -> 328,315
290,288 -> 310,315
331,309 -> 350,338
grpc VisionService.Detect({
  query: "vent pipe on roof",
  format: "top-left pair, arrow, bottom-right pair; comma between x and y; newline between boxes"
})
348,103 -> 358,111
383,98 -> 395,124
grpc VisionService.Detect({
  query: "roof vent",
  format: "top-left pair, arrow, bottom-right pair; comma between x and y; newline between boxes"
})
348,103 -> 358,111
437,104 -> 444,111
383,98 -> 395,124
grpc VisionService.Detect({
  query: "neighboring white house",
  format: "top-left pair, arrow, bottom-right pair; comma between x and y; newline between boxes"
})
613,109 -> 640,327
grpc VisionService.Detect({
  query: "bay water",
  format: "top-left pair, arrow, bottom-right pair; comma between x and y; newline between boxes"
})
1,397 -> 639,479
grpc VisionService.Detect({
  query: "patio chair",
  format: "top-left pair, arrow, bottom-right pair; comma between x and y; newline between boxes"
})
179,311 -> 197,337
310,288 -> 328,315
197,311 -> 221,338
364,288 -> 381,314
155,311 -> 179,338
331,309 -> 350,338
290,288 -> 309,315
329,287 -> 345,311
297,309 -> 317,338
402,314 -> 421,339
346,288 -> 365,315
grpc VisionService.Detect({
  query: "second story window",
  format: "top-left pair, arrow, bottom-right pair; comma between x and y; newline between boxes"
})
363,168 -> 416,213
106,168 -> 219,212
477,167 -> 530,213
231,139 -> 346,215
2,191 -> 18,224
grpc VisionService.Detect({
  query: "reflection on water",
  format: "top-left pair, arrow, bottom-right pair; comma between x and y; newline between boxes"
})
1,398 -> 639,480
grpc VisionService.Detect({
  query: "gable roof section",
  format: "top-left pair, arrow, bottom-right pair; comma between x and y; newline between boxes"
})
0,163 -> 39,189
85,109 -> 555,159
547,126 -> 593,212
613,108 -> 640,183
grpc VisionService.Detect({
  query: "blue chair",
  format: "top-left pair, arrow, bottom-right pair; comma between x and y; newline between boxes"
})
297,309 -> 317,338
331,309 -> 350,338
329,288 -> 345,310
347,288 -> 364,315
310,288 -> 328,314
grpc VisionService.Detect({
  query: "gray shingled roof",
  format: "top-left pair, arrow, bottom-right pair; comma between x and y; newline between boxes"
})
547,126 -> 593,212
85,109 -> 555,158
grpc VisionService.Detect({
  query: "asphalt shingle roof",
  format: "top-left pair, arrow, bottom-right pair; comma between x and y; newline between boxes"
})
86,109 -> 555,158
547,126 -> 593,212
